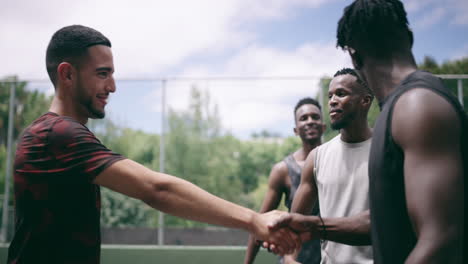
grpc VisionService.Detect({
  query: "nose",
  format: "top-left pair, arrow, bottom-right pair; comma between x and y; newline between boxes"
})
329,94 -> 338,107
106,77 -> 116,93
305,116 -> 314,124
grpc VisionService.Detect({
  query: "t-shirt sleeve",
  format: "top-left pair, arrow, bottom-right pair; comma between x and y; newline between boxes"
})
48,118 -> 126,183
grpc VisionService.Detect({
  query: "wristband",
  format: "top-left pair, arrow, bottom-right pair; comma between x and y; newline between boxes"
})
318,215 -> 327,241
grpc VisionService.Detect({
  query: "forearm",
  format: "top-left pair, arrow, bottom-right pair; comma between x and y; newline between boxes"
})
244,235 -> 261,264
291,184 -> 317,214
405,229 -> 463,264
307,210 -> 371,245
145,173 -> 255,232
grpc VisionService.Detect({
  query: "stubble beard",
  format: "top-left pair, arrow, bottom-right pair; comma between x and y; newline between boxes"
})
76,79 -> 106,119
331,112 -> 355,131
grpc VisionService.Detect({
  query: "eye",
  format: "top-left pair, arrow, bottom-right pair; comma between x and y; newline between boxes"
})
336,91 -> 346,97
98,72 -> 108,78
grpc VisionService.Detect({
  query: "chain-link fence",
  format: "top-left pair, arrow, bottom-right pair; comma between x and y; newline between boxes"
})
0,75 -> 466,245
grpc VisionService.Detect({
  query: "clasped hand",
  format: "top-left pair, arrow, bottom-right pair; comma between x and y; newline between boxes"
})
255,212 -> 317,255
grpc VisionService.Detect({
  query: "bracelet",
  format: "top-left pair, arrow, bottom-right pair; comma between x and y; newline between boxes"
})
318,215 -> 327,241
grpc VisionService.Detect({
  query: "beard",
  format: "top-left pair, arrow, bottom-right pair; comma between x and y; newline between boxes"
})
331,119 -> 349,130
76,79 -> 105,119
303,136 -> 321,145
299,128 -> 321,145
330,112 -> 355,130
85,100 -> 105,119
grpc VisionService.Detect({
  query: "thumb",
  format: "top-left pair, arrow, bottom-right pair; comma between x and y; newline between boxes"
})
268,214 -> 292,230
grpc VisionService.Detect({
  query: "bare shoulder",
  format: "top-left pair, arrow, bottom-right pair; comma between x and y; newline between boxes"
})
268,160 -> 288,189
302,147 -> 318,168
392,88 -> 461,148
270,160 -> 289,181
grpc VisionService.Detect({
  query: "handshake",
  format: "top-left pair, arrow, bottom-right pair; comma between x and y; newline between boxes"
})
251,211 -> 321,255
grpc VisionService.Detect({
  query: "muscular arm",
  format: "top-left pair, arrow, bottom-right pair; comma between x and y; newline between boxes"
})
93,159 -> 299,252
244,162 -> 288,264
392,89 -> 464,264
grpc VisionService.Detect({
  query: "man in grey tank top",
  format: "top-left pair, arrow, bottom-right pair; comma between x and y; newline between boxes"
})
244,97 -> 325,264
335,1 -> 465,263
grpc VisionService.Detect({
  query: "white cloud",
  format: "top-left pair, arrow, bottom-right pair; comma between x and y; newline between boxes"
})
452,0 -> 468,25
234,0 -> 331,21
152,42 -> 351,136
403,0 -> 438,13
413,7 -> 447,29
403,0 -> 468,27
0,0 -> 333,80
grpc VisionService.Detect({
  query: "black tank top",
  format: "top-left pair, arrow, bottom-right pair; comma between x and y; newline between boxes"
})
282,154 -> 321,264
368,70 -> 467,263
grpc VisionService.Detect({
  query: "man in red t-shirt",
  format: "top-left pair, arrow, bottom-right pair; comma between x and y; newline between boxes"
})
8,25 -> 301,264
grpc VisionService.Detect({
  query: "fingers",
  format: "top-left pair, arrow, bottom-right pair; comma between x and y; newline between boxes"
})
268,213 -> 293,230
277,228 -> 296,254
261,228 -> 301,255
252,211 -> 301,255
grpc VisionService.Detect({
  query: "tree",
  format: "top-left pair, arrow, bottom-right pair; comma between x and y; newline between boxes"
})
89,118 -> 161,228
163,86 -> 245,227
419,56 -> 468,112
0,76 -> 51,147
0,76 -> 52,220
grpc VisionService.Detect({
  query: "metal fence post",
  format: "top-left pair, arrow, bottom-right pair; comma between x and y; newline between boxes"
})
1,81 -> 16,242
158,79 -> 167,246
457,79 -> 464,107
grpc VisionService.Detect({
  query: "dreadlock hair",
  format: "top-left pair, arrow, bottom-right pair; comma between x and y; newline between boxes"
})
46,25 -> 111,87
334,68 -> 374,98
336,0 -> 413,58
294,97 -> 322,120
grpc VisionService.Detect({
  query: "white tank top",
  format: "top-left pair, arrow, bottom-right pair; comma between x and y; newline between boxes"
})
314,135 -> 373,264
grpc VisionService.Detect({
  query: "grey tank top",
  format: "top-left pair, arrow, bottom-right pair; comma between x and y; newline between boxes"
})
284,154 -> 319,216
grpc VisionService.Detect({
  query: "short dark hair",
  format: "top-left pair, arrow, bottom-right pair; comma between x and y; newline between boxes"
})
333,68 -> 373,97
336,0 -> 413,58
294,97 -> 322,118
46,25 -> 111,86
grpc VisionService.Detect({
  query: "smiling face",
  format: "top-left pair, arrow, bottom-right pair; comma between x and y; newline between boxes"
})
328,74 -> 364,130
73,45 -> 115,119
294,104 -> 324,144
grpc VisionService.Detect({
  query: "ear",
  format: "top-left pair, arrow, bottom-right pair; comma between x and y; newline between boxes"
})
361,94 -> 372,108
348,48 -> 363,70
293,127 -> 298,136
57,62 -> 75,85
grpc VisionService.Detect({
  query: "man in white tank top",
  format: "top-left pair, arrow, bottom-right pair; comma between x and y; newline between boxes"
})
267,68 -> 374,263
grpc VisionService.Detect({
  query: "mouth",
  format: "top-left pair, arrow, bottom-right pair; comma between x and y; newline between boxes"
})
305,125 -> 318,132
304,125 -> 320,136
329,109 -> 343,118
96,94 -> 108,106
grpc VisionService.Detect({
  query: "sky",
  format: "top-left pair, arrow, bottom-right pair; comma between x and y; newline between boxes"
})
1,0 -> 467,138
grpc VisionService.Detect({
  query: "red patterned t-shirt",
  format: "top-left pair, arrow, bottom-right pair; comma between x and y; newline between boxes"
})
8,112 -> 125,264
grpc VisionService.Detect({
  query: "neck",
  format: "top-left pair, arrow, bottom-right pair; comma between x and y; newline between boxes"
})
49,94 -> 88,124
340,117 -> 372,143
362,55 -> 418,104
